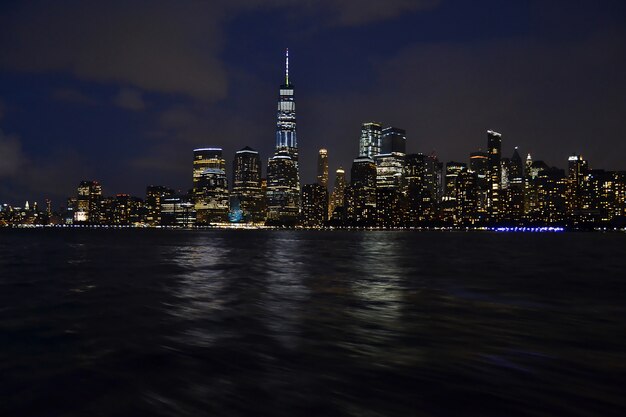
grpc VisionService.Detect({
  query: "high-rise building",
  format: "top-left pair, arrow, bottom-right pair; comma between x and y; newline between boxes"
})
507,147 -> 525,222
455,170 -> 479,225
76,180 -> 102,224
193,148 -> 229,224
359,122 -> 382,158
161,194 -> 196,227
380,127 -> 407,155
487,130 -> 502,221
266,152 -> 300,224
566,154 -> 590,223
375,127 -> 406,191
301,183 -> 328,227
110,194 -> 144,225
231,146 -> 264,223
469,151 -> 489,217
345,156 -> 377,226
442,161 -> 467,222
145,185 -> 174,226
404,153 -> 432,225
329,167 -> 346,221
267,49 -> 300,225
317,148 -> 329,188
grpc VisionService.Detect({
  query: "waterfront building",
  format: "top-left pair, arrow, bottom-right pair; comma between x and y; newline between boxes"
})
345,156 -> 377,226
75,180 -> 102,224
110,194 -> 144,225
329,167 -> 346,221
301,183 -> 328,227
469,151 -> 489,218
506,147 -> 525,222
231,146 -> 264,222
193,147 -> 229,224
376,188 -> 403,228
487,130 -> 502,221
566,154 -> 589,224
161,194 -> 196,227
266,49 -> 300,224
441,161 -> 467,223
524,160 -> 550,221
536,167 -> 567,224
455,170 -> 479,225
145,185 -> 174,226
317,148 -> 329,189
404,153 -> 435,225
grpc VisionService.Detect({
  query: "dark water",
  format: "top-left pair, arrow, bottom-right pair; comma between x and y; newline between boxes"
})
1,230 -> 625,417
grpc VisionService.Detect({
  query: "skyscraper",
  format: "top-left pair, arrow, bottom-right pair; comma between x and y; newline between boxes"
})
359,122 -> 382,158
345,156 -> 377,226
301,183 -> 328,227
442,161 -> 467,222
566,154 -> 589,223
507,147 -> 525,222
375,127 -> 407,189
266,49 -> 301,225
329,167 -> 346,221
145,185 -> 174,226
317,148 -> 329,189
487,130 -> 502,221
231,146 -> 264,222
76,180 -> 102,224
193,148 -> 229,224
275,49 -> 297,160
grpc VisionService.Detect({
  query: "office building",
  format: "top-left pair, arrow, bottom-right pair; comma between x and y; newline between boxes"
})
267,49 -> 300,224
232,146 -> 264,222
317,148 -> 329,189
301,183 -> 328,227
359,122 -> 382,158
193,147 -> 229,224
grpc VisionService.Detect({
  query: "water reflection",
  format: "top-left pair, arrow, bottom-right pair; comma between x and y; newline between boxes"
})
165,235 -> 233,347
261,231 -> 307,349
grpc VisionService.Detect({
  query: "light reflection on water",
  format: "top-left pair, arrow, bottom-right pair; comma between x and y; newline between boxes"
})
1,229 -> 625,417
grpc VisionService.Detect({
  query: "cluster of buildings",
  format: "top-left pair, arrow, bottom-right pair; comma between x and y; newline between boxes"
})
2,50 -> 626,229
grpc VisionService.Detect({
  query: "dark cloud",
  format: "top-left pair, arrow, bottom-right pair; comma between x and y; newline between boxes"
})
0,129 -> 23,177
114,88 -> 146,111
0,0 -> 438,103
51,88 -> 99,105
0,0 -> 227,100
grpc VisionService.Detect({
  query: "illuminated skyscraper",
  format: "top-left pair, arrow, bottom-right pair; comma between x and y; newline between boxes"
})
345,156 -> 377,226
359,122 -> 382,158
275,49 -> 297,160
145,185 -> 174,226
566,154 -> 589,223
267,49 -> 300,224
301,183 -> 328,227
193,148 -> 229,224
469,151 -> 489,217
455,170 -> 479,224
76,180 -> 102,224
506,147 -> 525,222
442,161 -> 467,222
375,127 -> 406,189
232,146 -> 264,222
487,130 -> 502,221
317,148 -> 329,188
329,167 -> 346,220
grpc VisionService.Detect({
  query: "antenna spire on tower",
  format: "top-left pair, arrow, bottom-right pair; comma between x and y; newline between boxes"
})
285,48 -> 289,85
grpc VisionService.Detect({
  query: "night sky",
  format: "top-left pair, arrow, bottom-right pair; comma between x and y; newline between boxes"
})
1,0 -> 625,206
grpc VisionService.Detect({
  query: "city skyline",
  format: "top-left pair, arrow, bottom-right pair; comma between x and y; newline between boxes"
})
1,1 -> 626,206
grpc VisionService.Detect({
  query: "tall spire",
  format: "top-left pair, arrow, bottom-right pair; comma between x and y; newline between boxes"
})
285,48 -> 289,85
